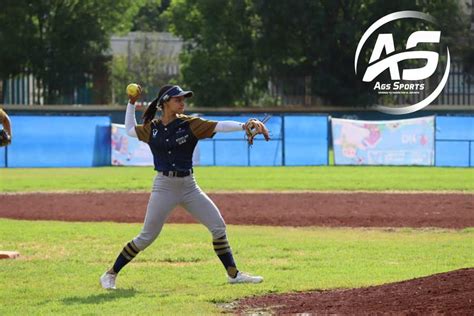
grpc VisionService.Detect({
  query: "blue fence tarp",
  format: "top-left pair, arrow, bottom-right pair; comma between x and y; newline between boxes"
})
0,146 -> 5,167
199,115 -> 287,166
4,116 -> 111,167
200,115 -> 328,166
435,141 -> 471,167
2,114 -> 472,168
435,116 -> 474,167
436,116 -> 474,140
284,115 -> 329,165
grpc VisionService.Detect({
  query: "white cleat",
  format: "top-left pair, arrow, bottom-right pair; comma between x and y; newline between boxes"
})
228,272 -> 264,284
100,272 -> 117,290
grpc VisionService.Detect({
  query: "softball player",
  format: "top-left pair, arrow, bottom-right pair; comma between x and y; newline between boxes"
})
100,84 -> 270,289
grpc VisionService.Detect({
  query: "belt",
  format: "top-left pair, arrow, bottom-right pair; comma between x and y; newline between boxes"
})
160,169 -> 193,177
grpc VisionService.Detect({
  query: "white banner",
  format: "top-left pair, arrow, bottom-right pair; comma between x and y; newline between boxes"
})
111,124 -> 153,166
331,116 -> 435,165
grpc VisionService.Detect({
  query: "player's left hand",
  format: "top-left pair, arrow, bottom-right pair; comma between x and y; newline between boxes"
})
0,129 -> 11,147
244,118 -> 270,145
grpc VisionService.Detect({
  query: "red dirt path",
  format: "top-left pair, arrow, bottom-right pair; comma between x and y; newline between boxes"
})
234,268 -> 474,315
0,192 -> 473,228
1,191 -> 473,314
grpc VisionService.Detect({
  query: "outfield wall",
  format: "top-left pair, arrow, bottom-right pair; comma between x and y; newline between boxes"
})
435,116 -> 474,167
0,114 -> 329,167
201,115 -> 328,166
0,116 -> 111,168
1,112 -> 472,168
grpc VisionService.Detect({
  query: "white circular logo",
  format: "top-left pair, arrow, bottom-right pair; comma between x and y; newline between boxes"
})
354,11 -> 450,115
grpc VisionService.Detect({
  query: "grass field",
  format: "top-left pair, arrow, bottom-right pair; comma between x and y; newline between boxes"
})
1,166 -> 473,192
1,166 -> 472,314
0,219 -> 472,315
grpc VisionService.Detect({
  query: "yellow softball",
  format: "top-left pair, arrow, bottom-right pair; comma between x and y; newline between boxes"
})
126,83 -> 140,97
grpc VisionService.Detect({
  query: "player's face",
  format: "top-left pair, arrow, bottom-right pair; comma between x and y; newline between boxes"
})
167,96 -> 186,114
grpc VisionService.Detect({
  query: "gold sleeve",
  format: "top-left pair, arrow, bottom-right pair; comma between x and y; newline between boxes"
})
0,109 -> 6,121
188,117 -> 218,139
135,122 -> 152,143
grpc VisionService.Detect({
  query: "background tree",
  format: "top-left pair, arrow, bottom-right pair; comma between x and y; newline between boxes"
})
167,0 -> 470,107
131,0 -> 171,32
109,34 -> 179,104
166,0 -> 261,107
0,0 -> 144,104
0,1 -> 36,101
252,0 -> 469,106
1,0 -> 469,106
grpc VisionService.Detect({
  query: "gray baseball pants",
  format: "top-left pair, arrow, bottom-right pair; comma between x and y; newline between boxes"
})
132,174 -> 226,251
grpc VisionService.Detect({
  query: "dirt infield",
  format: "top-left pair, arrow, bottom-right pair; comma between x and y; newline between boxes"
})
0,191 -> 472,228
234,268 -> 474,315
1,191 -> 473,314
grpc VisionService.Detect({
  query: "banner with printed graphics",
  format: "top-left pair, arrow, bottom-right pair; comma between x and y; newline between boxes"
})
331,116 -> 435,166
111,124 -> 153,166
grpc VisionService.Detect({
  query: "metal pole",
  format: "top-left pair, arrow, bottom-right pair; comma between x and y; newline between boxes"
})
469,141 -> 472,167
247,143 -> 250,166
327,116 -> 330,166
433,116 -> 437,166
281,115 -> 286,166
213,139 -> 216,166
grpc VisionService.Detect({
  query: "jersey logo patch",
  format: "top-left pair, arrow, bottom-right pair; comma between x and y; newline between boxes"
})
176,128 -> 186,135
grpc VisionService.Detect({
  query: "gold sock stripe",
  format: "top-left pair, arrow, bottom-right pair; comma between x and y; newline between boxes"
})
129,241 -> 140,253
213,239 -> 228,245
122,247 -> 135,258
121,250 -> 133,261
227,266 -> 238,278
215,247 -> 232,255
124,245 -> 138,257
213,243 -> 230,250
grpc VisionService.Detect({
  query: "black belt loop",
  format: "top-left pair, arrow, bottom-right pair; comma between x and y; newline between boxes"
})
160,169 -> 193,177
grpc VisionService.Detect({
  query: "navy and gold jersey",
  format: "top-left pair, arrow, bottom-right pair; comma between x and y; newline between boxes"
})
0,108 -> 6,121
135,114 -> 217,171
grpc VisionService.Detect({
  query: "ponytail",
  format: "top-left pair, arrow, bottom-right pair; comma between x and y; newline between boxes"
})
142,97 -> 159,124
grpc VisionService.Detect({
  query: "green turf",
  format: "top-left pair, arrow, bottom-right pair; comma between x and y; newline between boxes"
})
0,166 -> 473,192
0,219 -> 472,315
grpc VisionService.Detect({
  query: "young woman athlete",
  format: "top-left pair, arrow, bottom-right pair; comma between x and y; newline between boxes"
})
100,84 -> 270,289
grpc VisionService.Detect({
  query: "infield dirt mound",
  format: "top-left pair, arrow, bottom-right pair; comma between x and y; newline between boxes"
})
0,192 -> 473,228
234,268 -> 474,315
